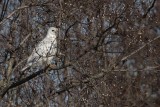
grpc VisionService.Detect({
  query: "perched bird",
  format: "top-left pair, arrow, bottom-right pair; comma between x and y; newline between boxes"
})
21,27 -> 58,71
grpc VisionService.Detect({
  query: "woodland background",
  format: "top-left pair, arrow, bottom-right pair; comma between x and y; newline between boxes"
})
0,0 -> 160,107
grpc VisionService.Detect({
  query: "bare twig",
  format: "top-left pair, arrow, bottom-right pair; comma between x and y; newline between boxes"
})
19,33 -> 31,46
142,0 -> 156,18
0,5 -> 29,25
121,36 -> 160,61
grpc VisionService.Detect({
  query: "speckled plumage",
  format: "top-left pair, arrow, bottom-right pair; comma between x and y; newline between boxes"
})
21,27 -> 58,71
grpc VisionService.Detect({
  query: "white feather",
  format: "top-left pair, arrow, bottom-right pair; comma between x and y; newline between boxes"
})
21,27 -> 58,71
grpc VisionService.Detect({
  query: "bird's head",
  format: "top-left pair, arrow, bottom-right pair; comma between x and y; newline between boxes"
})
47,27 -> 58,38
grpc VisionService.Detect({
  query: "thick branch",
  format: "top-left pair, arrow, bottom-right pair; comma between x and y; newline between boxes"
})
0,64 -> 71,99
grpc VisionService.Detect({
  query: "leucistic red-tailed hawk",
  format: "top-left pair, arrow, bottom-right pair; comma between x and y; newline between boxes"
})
21,27 -> 58,71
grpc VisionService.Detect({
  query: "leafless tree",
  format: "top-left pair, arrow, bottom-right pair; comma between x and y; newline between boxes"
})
0,0 -> 160,106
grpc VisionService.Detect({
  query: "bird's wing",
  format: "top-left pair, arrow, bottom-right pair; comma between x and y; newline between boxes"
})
27,36 -> 57,63
34,37 -> 57,56
21,27 -> 58,72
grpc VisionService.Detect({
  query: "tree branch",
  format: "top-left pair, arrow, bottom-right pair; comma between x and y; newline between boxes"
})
0,64 -> 71,99
142,0 -> 156,18
121,35 -> 160,61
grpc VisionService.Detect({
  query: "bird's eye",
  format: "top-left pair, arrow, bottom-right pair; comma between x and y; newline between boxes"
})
52,30 -> 54,32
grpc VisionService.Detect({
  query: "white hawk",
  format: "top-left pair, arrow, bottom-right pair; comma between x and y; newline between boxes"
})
21,27 -> 58,71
